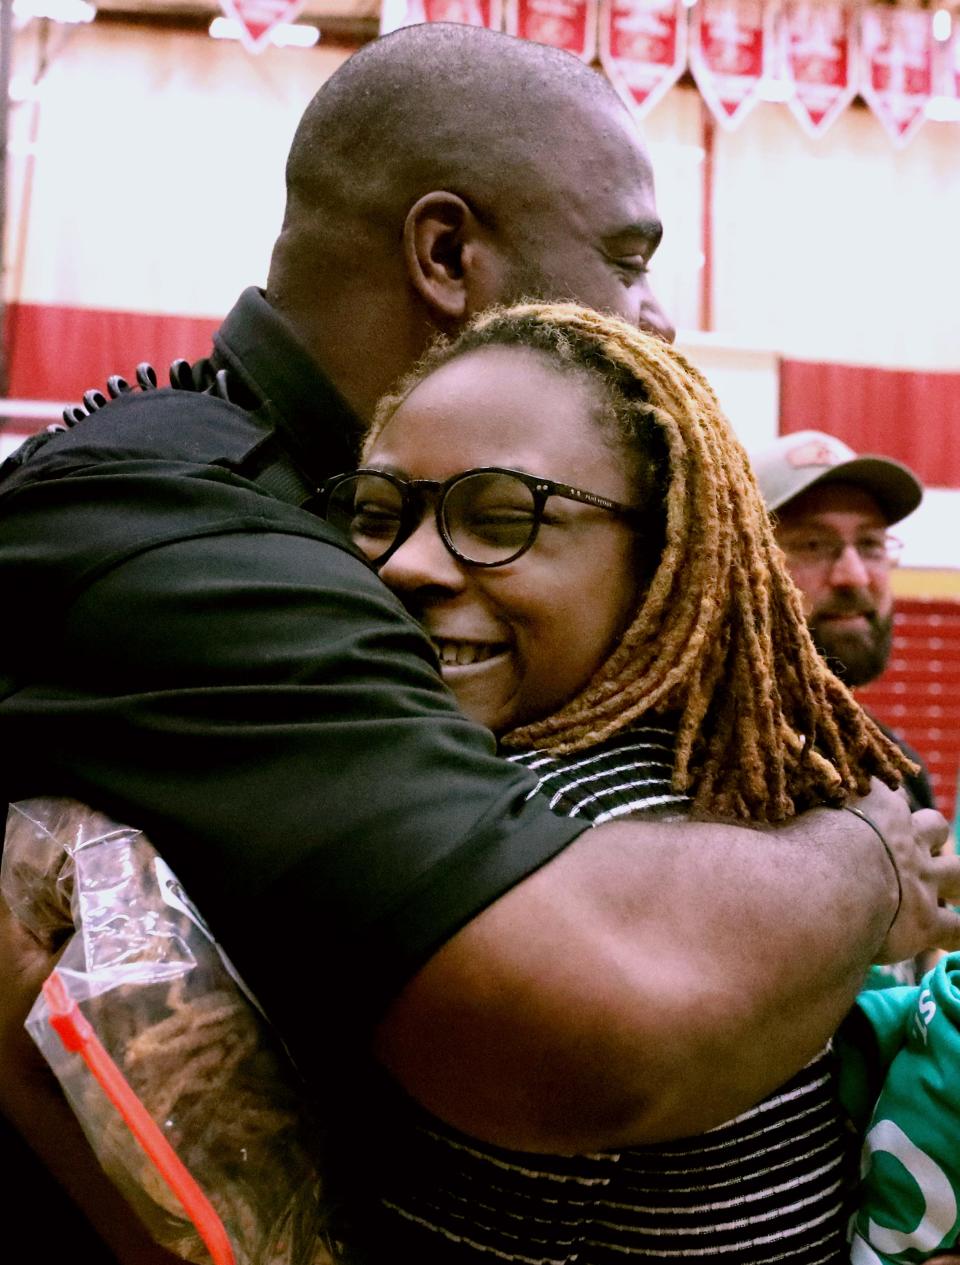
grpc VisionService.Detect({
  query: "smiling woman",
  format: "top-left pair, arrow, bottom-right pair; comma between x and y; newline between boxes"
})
324,352 -> 647,739
312,301 -> 918,1263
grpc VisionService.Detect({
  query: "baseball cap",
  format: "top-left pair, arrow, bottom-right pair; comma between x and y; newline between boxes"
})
751,430 -> 923,525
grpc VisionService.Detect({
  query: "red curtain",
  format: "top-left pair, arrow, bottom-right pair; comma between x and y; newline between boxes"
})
780,359 -> 960,490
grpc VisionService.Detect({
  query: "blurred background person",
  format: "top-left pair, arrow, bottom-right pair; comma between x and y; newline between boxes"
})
753,429 -> 935,812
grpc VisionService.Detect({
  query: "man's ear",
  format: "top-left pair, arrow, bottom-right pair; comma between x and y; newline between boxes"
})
403,192 -> 501,326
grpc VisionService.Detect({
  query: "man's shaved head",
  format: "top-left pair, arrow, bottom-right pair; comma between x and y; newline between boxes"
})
280,23 -> 622,229
266,23 -> 672,419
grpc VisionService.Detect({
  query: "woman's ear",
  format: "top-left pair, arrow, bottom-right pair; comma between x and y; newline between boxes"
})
403,192 -> 503,326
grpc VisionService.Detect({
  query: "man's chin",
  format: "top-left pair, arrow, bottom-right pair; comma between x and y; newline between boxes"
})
810,624 -> 891,688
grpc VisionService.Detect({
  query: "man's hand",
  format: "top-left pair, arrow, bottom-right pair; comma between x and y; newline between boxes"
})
857,780 -> 960,964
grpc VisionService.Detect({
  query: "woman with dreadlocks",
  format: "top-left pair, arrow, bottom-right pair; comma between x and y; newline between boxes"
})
316,302 -> 915,1263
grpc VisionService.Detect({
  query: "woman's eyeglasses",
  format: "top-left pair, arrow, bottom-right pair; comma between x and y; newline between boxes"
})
316,466 -> 646,568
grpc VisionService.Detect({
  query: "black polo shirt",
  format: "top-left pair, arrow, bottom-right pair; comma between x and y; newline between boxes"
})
0,290 -> 587,1070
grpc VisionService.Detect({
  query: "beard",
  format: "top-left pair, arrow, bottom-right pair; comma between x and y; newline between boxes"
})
807,607 -> 894,688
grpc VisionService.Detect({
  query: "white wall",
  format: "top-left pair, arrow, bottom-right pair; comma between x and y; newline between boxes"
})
635,87 -> 705,337
710,98 -> 960,372
7,23 -> 350,316
895,488 -> 960,572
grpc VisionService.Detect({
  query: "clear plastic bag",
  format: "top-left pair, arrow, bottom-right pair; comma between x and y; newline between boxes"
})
1,797 -> 333,1265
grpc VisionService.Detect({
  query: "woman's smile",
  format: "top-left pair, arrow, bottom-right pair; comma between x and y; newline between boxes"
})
432,638 -> 510,668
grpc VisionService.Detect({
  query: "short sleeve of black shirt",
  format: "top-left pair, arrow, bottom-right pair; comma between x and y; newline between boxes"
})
0,446 -> 587,1063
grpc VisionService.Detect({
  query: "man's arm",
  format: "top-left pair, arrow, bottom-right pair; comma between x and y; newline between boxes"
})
375,782 -> 960,1154
1,785 -> 952,1246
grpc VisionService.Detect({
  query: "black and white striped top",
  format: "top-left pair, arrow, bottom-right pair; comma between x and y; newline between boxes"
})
369,723 -> 855,1264
506,723 -> 689,822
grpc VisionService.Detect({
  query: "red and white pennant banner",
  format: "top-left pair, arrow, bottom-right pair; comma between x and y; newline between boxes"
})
690,0 -> 770,129
599,0 -> 687,120
506,0 -> 597,60
858,5 -> 933,146
218,0 -> 304,51
376,0 -> 958,140
781,0 -> 857,138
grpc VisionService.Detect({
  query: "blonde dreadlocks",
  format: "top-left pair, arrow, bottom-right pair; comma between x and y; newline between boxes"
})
369,302 -> 911,823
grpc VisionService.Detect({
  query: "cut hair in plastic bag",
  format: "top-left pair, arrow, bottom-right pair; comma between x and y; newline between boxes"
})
1,797 -> 334,1265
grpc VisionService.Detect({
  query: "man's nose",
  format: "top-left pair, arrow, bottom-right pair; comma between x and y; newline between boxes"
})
640,289 -> 676,344
829,543 -> 873,588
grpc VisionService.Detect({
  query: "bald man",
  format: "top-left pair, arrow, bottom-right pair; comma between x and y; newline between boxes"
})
1,24 -> 957,1264
266,19 -> 674,422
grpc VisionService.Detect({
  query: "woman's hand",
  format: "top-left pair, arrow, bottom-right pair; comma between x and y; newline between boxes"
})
0,895 -> 60,1097
0,895 -> 187,1264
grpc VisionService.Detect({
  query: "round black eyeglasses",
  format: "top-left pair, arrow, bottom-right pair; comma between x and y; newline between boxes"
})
316,466 -> 647,568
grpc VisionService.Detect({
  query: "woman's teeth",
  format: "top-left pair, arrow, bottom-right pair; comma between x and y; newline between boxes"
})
434,640 -> 503,666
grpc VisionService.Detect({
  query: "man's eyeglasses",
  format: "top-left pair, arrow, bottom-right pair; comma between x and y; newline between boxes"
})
316,466 -> 646,568
778,532 -> 904,571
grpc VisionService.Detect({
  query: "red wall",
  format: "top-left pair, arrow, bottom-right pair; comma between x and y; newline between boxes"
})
856,598 -> 960,822
3,301 -> 220,411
